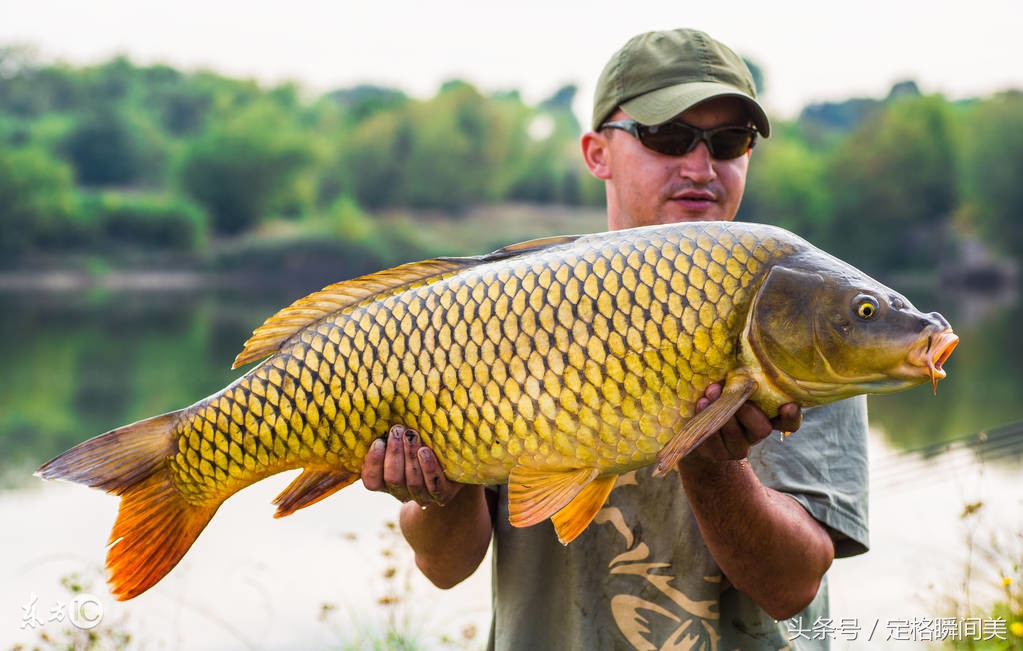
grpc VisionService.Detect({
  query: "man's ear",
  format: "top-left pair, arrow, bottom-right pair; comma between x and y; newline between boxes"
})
580,131 -> 612,180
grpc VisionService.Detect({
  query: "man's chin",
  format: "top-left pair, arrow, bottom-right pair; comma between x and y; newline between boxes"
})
657,201 -> 732,224
656,211 -> 727,225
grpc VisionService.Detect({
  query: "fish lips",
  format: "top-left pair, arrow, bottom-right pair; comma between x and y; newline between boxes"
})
902,326 -> 958,393
923,328 -> 959,393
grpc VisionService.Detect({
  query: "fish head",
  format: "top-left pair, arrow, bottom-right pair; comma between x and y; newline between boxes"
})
747,263 -> 959,405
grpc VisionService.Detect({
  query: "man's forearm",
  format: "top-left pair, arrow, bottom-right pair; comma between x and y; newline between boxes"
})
679,457 -> 834,621
399,484 -> 493,589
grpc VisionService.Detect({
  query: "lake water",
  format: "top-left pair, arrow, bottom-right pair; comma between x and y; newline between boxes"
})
1,272 -> 1020,650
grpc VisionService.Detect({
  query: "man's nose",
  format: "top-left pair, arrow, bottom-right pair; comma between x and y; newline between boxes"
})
677,141 -> 715,183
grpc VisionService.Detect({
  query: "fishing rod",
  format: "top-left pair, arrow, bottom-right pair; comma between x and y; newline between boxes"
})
870,419 -> 1023,492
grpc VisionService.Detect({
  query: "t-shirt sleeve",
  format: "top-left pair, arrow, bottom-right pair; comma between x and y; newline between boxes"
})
748,395 -> 870,558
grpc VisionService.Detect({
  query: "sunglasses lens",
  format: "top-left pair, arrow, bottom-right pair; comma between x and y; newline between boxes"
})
640,123 -> 698,156
639,123 -> 754,159
708,128 -> 755,159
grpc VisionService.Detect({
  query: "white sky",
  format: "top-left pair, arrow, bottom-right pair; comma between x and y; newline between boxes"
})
1,0 -> 1020,122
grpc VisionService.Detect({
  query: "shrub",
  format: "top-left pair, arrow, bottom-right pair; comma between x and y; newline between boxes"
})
94,191 -> 208,251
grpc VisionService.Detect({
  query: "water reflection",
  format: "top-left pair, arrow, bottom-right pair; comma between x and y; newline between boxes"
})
0,288 -> 293,486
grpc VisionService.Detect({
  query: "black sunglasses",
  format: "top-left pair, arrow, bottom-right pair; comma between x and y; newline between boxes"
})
599,119 -> 758,159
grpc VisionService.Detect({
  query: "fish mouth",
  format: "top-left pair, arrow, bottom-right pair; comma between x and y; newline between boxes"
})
923,328 -> 959,393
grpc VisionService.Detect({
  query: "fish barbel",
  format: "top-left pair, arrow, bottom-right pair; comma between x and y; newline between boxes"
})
37,221 -> 958,599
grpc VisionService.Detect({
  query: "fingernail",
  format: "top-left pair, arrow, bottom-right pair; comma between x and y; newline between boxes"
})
419,447 -> 433,462
391,425 -> 404,439
404,428 -> 418,444
371,438 -> 385,453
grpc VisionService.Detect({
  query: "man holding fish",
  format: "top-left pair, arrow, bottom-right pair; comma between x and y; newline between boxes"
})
364,28 -> 870,650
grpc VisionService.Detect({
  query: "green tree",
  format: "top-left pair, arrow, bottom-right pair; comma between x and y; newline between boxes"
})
327,84 -> 409,123
825,94 -> 958,271
741,125 -> 833,243
345,81 -> 512,211
337,109 -> 406,210
59,107 -> 167,186
0,47 -> 83,116
0,145 -> 76,254
405,81 -> 510,209
178,100 -> 317,234
957,91 -> 1023,257
135,64 -> 214,136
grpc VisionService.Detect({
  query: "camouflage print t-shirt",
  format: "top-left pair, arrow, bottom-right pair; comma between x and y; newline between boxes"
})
486,396 -> 869,651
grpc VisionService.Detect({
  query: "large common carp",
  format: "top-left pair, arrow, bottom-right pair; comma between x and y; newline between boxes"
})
38,221 -> 957,600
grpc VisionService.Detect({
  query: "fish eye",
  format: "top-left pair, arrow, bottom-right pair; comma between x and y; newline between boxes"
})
854,295 -> 880,320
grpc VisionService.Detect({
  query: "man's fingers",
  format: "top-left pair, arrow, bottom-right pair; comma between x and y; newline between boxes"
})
402,428 -> 437,505
694,382 -> 722,415
362,424 -> 461,507
685,383 -> 801,465
403,427 -> 424,484
361,438 -> 387,491
383,424 -> 411,501
418,447 -> 459,506
734,403 -> 774,444
773,403 -> 803,434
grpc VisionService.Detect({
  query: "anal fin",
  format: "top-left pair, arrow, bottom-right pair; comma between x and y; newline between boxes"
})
551,474 -> 618,544
507,466 -> 599,529
654,373 -> 758,476
273,469 -> 358,518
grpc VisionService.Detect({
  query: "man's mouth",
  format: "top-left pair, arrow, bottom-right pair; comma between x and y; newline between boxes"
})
672,190 -> 716,206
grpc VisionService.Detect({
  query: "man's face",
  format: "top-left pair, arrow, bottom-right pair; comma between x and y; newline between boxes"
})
583,97 -> 752,231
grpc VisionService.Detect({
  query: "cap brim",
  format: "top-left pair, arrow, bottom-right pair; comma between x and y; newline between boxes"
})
620,81 -> 771,137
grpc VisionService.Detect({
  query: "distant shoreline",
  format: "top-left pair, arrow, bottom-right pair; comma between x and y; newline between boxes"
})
0,269 -> 221,293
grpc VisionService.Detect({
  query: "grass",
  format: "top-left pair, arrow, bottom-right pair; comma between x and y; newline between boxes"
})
933,500 -> 1023,649
317,521 -> 483,651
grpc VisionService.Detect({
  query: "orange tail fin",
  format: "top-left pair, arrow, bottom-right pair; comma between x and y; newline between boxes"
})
36,411 -> 219,600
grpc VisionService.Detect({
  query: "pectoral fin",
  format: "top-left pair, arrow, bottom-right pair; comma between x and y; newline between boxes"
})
507,466 -> 599,529
550,474 -> 618,544
653,373 -> 758,476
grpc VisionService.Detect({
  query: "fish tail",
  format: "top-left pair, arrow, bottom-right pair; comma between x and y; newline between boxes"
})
36,411 -> 219,600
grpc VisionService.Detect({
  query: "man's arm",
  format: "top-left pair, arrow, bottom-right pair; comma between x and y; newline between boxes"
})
362,425 -> 493,589
679,384 -> 835,621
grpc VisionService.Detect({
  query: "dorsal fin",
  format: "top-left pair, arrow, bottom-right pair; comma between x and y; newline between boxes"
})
233,258 -> 474,368
233,234 -> 586,369
470,234 -> 583,262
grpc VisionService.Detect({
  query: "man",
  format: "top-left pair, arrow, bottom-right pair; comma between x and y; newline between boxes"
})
363,28 -> 869,650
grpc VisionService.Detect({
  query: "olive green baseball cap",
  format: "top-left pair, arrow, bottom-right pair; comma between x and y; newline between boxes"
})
591,28 -> 770,137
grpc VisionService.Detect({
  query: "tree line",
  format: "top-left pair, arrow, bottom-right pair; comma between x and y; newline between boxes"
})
1,45 -> 1020,276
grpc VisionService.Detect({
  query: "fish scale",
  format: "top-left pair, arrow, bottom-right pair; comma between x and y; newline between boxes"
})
166,224 -> 777,505
37,220 -> 958,600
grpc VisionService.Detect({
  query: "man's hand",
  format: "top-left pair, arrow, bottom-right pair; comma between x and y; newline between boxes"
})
684,383 -> 802,465
361,423 -> 463,506
362,424 -> 492,589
